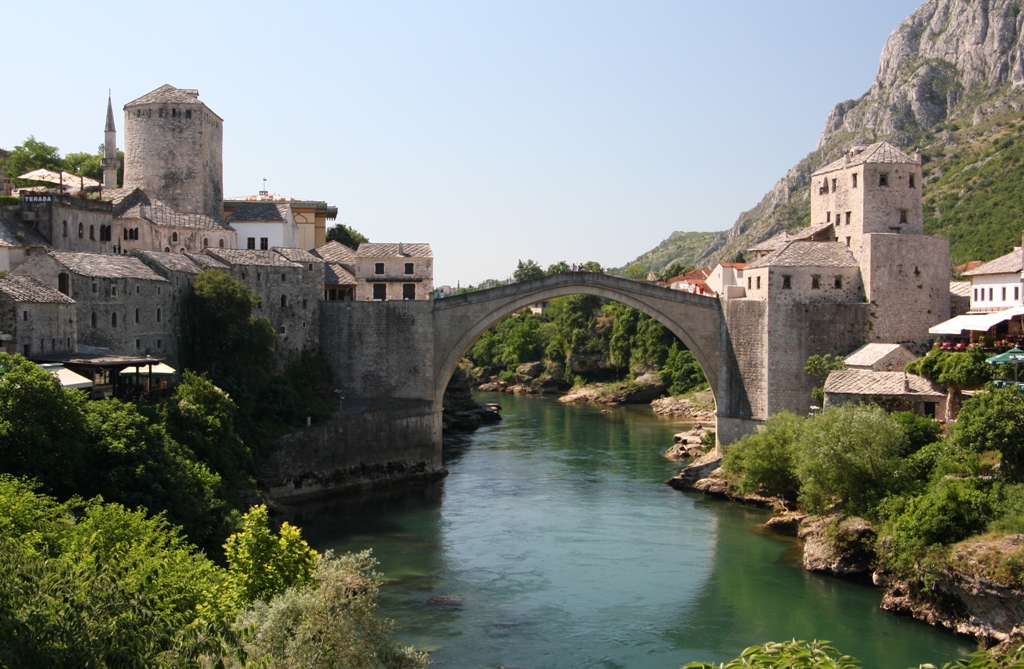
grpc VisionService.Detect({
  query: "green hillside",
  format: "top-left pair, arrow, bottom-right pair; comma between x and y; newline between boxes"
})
615,230 -> 718,275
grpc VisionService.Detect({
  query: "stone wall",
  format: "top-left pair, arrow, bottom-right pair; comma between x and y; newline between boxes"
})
719,297 -> 767,421
22,196 -> 113,251
259,400 -> 443,502
0,296 -> 76,357
354,256 -> 434,301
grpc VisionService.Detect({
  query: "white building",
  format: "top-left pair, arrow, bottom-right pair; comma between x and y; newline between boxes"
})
705,262 -> 746,296
225,201 -> 298,250
962,247 -> 1022,312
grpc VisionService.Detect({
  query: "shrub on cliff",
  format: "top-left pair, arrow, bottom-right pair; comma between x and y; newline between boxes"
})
953,387 -> 1024,481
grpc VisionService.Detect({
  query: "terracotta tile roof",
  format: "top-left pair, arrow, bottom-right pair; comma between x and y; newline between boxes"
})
812,141 -> 920,176
125,84 -> 204,107
325,262 -> 356,286
963,248 -> 1022,276
843,343 -> 911,368
225,202 -> 289,222
203,248 -> 300,267
314,241 -> 358,263
719,262 -> 747,269
357,243 -> 433,258
0,275 -> 74,304
745,241 -> 859,269
113,188 -> 232,231
273,247 -> 322,264
49,251 -> 168,282
824,369 -> 944,397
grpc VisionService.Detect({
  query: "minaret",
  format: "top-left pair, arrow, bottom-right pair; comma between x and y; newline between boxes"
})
101,92 -> 119,189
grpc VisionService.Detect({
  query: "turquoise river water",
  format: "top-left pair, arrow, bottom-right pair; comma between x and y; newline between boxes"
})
295,392 -> 977,669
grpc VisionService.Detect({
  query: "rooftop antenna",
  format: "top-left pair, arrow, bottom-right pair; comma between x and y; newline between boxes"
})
259,177 -> 268,197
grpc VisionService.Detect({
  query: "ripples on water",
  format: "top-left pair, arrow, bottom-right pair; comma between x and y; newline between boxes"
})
295,393 -> 976,669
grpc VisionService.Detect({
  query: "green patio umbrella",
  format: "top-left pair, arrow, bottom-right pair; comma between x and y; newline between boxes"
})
986,348 -> 1024,383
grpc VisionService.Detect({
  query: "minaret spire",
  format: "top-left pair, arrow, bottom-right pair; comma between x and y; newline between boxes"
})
101,91 -> 120,189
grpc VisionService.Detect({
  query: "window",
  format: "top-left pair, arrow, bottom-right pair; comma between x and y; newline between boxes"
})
219,239 -> 225,248
374,262 -> 385,275
91,312 -> 97,327
879,173 -> 889,187
23,344 -> 29,356
852,173 -> 858,188
281,273 -> 287,282
302,298 -> 308,308
1003,287 -> 1008,301
204,237 -> 209,248
185,109 -> 192,119
404,262 -> 414,275
136,285 -> 140,293
974,288 -> 979,301
403,284 -> 416,300
278,325 -> 287,335
990,288 -> 994,301
111,312 -> 118,327
811,275 -> 820,289
831,178 -> 837,192
845,211 -> 851,225
89,225 -> 95,240
826,211 -> 831,222
834,276 -> 843,289
58,273 -> 69,295
782,275 -> 792,289
308,263 -> 313,271
157,339 -> 162,348
247,237 -> 256,249
819,179 -> 828,195
135,308 -> 140,323
155,307 -> 161,323
135,339 -> 140,349
909,174 -> 916,188
78,223 -> 83,238
756,276 -> 761,289
747,277 -> 751,289
21,310 -> 27,322
157,287 -> 161,295
889,227 -> 901,234
172,232 -> 178,243
845,237 -> 851,247
111,285 -> 117,296
62,221 -> 68,237
372,283 -> 387,300
281,295 -> 287,308
259,237 -> 268,250
1017,286 -> 1021,301
92,283 -> 97,293
899,209 -> 908,224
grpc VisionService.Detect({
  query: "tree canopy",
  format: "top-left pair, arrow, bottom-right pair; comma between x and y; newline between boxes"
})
325,223 -> 369,250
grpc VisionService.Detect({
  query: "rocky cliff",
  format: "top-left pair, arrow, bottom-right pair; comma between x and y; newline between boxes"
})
684,0 -> 1024,269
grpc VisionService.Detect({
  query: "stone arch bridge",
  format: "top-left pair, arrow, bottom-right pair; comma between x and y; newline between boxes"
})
264,273 -> 764,501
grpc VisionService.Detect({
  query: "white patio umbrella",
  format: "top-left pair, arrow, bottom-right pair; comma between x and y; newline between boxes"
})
17,168 -> 99,189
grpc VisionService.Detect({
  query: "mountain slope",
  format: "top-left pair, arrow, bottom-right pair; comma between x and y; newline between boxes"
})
652,0 -> 1024,271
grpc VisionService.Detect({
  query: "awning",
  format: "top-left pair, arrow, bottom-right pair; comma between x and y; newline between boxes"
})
119,362 -> 176,378
38,363 -> 93,390
929,306 -> 1024,335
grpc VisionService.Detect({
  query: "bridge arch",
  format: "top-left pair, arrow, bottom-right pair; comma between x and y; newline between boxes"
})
431,273 -> 722,412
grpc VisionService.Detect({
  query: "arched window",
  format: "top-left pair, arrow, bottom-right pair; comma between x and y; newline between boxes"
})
78,223 -> 83,238
91,312 -> 97,327
156,308 -> 161,322
281,295 -> 287,308
62,221 -> 68,237
89,225 -> 95,240
135,308 -> 140,323
164,247 -> 170,252
111,312 -> 118,327
203,237 -> 209,247
219,238 -> 225,248
172,232 -> 178,243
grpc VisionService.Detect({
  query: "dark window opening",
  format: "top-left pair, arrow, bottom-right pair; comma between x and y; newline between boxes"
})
899,209 -> 908,224
852,173 -> 858,188
374,262 -> 385,275
834,276 -> 843,289
826,211 -> 831,222
89,225 -> 95,240
247,237 -> 256,249
62,221 -> 68,237
756,276 -> 761,290
259,237 -> 268,250
845,211 -> 851,225
747,277 -> 751,289
21,310 -> 27,321
91,312 -> 97,327
111,313 -> 118,328
135,308 -> 139,323
219,239 -> 225,248
58,273 -> 69,296
909,174 -> 916,188
831,178 -> 837,192
186,110 -> 192,119
782,275 -> 791,289
403,283 -> 416,300
404,262 -> 414,275
281,295 -> 287,308
879,173 -> 889,187
811,275 -> 820,289
78,223 -> 83,238
156,308 -> 161,322
373,283 -> 387,300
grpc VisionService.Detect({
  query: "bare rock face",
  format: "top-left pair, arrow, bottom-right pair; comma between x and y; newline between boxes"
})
798,515 -> 877,578
515,361 -> 544,380
666,451 -> 722,490
762,513 -> 807,537
693,0 -> 1024,268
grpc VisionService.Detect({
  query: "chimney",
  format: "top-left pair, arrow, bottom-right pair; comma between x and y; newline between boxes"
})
904,372 -> 910,393
398,242 -> 404,256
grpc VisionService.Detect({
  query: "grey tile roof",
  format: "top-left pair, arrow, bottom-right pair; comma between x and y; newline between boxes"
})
824,369 -> 944,397
0,275 -> 74,304
133,250 -> 207,275
204,248 -> 300,267
0,214 -> 50,248
950,280 -> 972,297
748,222 -> 835,253
843,343 -> 909,368
182,252 -> 230,271
813,141 -> 919,176
113,189 -> 232,231
125,84 -> 202,107
357,243 -> 432,258
273,247 -> 322,264
314,241 -> 358,263
49,251 -> 168,282
745,241 -> 859,269
226,202 -> 289,222
325,262 -> 356,286
963,248 -> 1022,276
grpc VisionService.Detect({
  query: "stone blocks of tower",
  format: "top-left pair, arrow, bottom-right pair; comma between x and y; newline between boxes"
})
122,86 -> 223,220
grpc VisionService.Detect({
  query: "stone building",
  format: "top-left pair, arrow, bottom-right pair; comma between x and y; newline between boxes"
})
112,188 -> 234,254
355,243 -> 433,301
123,85 -> 224,221
13,251 -> 172,359
225,195 -> 337,251
202,248 -> 322,355
962,247 -> 1022,312
313,241 -> 357,301
823,369 -> 946,418
0,208 -> 50,272
224,201 -> 298,250
842,342 -> 916,372
741,242 -> 864,303
0,275 -> 76,357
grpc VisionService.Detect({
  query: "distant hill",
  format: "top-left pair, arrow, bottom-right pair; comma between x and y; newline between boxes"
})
626,0 -> 1024,271
614,231 -> 717,275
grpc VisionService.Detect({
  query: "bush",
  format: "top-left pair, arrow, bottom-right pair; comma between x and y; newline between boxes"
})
953,388 -> 1024,480
683,639 -> 861,669
722,412 -> 802,499
892,411 -> 944,456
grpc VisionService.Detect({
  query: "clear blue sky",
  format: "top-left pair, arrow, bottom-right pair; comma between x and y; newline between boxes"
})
2,1 -> 923,286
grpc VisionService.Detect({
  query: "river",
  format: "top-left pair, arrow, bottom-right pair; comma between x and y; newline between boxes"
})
295,392 -> 976,669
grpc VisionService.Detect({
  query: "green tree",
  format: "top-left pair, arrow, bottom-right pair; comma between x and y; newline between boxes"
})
5,136 -> 62,185
805,354 -> 846,405
225,505 -> 319,605
660,342 -> 708,395
723,412 -> 803,499
953,387 -> 1024,481
547,260 -> 570,275
63,146 -> 125,186
907,347 -> 994,421
658,262 -> 693,281
683,639 -> 862,669
325,223 -> 369,250
581,261 -> 603,273
624,262 -> 648,280
514,259 -> 545,282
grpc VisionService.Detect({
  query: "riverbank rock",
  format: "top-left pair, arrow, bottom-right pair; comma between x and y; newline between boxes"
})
761,513 -> 807,537
651,395 -> 716,420
666,451 -> 722,490
515,361 -> 544,380
879,534 -> 1024,644
478,381 -> 507,392
693,468 -> 731,497
664,426 -> 711,460
799,515 -> 876,578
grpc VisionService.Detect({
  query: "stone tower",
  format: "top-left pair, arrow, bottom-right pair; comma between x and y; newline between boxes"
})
101,92 -> 120,189
122,85 -> 224,220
